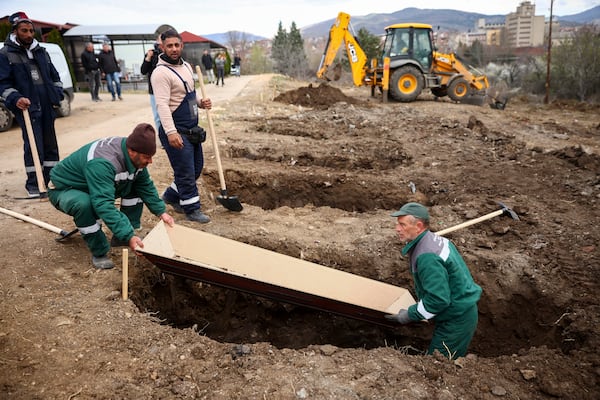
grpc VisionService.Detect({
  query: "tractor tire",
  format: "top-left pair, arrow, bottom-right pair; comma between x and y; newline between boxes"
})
389,66 -> 424,102
0,103 -> 14,132
448,77 -> 471,102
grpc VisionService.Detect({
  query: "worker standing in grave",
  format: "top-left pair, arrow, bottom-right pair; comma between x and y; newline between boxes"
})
385,202 -> 482,358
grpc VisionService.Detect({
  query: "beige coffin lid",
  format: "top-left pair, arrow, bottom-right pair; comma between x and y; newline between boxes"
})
140,221 -> 415,325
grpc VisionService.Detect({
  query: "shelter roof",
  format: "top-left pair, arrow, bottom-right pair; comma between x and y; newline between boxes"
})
180,31 -> 226,49
180,31 -> 210,43
63,24 -> 175,41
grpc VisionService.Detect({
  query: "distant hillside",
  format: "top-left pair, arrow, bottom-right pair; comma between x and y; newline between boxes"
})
201,6 -> 600,46
202,32 -> 267,46
301,8 -> 504,37
300,6 -> 600,38
559,5 -> 600,24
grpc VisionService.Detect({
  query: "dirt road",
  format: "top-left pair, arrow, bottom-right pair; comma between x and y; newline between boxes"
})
0,74 -> 256,193
0,74 -> 599,399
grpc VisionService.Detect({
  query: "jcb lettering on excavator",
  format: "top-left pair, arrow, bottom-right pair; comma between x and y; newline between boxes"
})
347,43 -> 359,63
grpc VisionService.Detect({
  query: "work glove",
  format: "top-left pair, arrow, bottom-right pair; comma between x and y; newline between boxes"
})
385,309 -> 411,324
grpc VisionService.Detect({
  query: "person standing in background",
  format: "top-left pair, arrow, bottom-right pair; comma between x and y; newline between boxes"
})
141,34 -> 162,130
0,11 -> 64,198
232,53 -> 241,76
215,53 -> 225,86
81,42 -> 101,102
98,43 -> 122,101
201,49 -> 215,84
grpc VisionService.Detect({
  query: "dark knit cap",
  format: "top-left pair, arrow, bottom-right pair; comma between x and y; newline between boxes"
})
9,12 -> 33,30
126,123 -> 157,156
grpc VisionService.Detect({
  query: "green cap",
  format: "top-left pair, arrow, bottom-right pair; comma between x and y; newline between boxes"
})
391,202 -> 430,220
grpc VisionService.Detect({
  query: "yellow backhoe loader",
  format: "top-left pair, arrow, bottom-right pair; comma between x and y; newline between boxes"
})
317,12 -> 493,104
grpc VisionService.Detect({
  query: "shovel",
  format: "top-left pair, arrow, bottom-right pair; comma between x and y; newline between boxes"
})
23,109 -> 48,199
435,202 -> 519,236
0,206 -> 78,241
195,65 -> 243,212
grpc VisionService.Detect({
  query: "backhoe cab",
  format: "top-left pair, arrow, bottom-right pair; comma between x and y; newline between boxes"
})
317,12 -> 490,103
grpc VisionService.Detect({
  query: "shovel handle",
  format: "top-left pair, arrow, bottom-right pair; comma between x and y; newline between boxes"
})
23,109 -> 47,196
195,65 -> 227,193
0,206 -> 63,235
436,209 -> 504,236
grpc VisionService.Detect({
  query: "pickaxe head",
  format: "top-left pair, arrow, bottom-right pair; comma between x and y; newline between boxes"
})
497,202 -> 519,221
55,228 -> 79,242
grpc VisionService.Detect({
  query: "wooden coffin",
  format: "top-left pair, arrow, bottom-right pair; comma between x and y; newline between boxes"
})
139,221 -> 415,327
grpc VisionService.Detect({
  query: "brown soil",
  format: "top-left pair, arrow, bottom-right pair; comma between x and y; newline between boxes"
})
1,75 -> 599,399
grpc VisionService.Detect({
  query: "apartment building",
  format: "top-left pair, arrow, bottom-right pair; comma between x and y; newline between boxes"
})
505,1 -> 545,47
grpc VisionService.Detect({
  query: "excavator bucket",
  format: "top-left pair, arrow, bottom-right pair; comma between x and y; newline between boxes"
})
486,84 -> 509,110
322,63 -> 343,82
490,99 -> 508,110
332,63 -> 342,81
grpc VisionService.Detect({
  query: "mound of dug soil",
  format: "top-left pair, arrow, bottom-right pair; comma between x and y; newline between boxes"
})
273,82 -> 367,109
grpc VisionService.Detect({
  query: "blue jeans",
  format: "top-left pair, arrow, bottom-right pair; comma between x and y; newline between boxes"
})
105,72 -> 121,98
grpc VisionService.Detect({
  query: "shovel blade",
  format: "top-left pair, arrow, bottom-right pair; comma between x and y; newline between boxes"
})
55,228 -> 79,242
217,194 -> 243,212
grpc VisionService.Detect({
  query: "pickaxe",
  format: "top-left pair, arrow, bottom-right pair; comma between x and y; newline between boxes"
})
0,206 -> 78,242
435,202 -> 519,236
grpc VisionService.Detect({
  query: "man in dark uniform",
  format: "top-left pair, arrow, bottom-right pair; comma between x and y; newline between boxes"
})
81,42 -> 101,101
0,11 -> 64,197
386,202 -> 482,358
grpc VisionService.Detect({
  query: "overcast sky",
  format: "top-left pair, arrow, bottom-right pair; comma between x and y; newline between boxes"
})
3,0 -> 597,38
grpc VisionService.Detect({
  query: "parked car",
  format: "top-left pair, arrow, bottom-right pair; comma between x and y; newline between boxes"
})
0,42 -> 74,132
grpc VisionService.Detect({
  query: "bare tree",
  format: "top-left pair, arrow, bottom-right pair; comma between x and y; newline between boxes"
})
226,31 -> 249,56
551,25 -> 600,102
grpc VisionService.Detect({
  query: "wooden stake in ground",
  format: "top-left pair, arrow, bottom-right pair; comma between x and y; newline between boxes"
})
122,248 -> 128,300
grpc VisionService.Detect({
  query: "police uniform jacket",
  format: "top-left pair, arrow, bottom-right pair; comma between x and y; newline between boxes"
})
0,36 -> 64,113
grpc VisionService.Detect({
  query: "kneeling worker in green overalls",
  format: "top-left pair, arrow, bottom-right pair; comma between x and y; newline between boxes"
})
386,202 -> 482,358
48,123 -> 174,270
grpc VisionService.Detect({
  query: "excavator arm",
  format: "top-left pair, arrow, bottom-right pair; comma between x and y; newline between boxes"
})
432,51 -> 489,92
316,12 -> 368,86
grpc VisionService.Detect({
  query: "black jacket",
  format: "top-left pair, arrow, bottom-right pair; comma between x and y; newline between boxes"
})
201,53 -> 213,70
0,37 -> 64,112
81,49 -> 99,72
141,46 -> 161,94
98,50 -> 120,74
